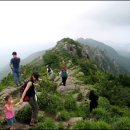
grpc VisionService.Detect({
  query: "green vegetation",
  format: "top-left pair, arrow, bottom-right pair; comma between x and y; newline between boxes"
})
1,38 -> 130,129
112,117 -> 130,130
16,106 -> 32,123
32,118 -> 61,130
71,120 -> 111,130
58,110 -> 70,121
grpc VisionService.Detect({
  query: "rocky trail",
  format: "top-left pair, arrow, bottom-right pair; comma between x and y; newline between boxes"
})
0,68 -> 91,129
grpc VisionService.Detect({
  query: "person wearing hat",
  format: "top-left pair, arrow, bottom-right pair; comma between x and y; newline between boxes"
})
19,72 -> 40,126
10,52 -> 21,87
60,66 -> 68,86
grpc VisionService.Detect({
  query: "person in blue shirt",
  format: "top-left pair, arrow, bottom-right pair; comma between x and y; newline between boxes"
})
10,52 -> 21,87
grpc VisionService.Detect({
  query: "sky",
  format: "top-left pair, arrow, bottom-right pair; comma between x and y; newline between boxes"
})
0,1 -> 130,68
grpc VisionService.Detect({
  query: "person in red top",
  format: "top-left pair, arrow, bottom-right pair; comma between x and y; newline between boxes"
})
59,66 -> 68,86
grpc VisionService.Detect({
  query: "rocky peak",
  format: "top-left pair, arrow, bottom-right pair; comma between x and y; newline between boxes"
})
55,38 -> 90,58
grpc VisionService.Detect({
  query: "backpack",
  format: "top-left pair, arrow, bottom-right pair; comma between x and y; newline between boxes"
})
48,68 -> 51,74
20,80 -> 30,102
61,70 -> 67,77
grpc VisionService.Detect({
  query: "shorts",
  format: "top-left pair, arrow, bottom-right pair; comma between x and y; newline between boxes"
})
6,117 -> 16,126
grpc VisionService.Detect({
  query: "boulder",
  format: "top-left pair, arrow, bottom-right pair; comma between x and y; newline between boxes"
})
77,72 -> 84,77
55,112 -> 61,120
0,87 -> 19,100
57,86 -> 68,93
67,117 -> 83,126
72,93 -> 79,100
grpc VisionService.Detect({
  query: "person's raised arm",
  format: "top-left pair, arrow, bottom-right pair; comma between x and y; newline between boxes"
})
5,104 -> 14,112
20,82 -> 32,105
10,59 -> 13,70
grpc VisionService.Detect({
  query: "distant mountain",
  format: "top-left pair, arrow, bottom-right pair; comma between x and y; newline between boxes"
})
21,50 -> 45,65
54,38 -> 126,74
117,50 -> 130,59
77,38 -> 130,74
0,50 -> 45,81
104,41 -> 130,59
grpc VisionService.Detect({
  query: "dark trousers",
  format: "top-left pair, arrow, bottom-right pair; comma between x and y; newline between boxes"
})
90,101 -> 98,113
29,97 -> 39,120
62,77 -> 67,86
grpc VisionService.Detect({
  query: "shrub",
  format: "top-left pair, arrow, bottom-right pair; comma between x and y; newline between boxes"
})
46,94 -> 64,114
38,91 -> 48,111
64,95 -> 77,111
93,120 -> 111,129
16,106 -> 32,123
58,123 -> 65,130
0,122 -> 2,130
40,80 -> 57,93
71,120 -> 91,130
112,117 -> 130,130
71,120 -> 111,130
32,118 -> 59,130
109,105 -> 124,117
43,51 -> 61,69
58,111 -> 70,121
92,108 -> 111,122
77,93 -> 83,101
38,92 -> 64,114
98,97 -> 110,109
74,102 -> 89,118
37,112 -> 46,123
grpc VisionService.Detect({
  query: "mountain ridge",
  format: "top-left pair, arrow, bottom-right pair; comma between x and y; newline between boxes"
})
77,38 -> 130,74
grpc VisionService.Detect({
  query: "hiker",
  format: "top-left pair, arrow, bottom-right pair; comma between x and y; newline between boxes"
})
60,66 -> 68,86
4,95 -> 16,130
47,65 -> 53,76
10,52 -> 21,87
89,90 -> 99,113
19,72 -> 40,126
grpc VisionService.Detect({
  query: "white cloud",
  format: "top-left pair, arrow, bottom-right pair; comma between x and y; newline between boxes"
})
0,1 -> 130,68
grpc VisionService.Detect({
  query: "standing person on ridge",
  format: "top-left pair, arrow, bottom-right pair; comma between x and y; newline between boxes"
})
10,52 -> 21,87
60,66 -> 68,86
19,72 -> 40,126
47,65 -> 53,76
89,90 -> 99,113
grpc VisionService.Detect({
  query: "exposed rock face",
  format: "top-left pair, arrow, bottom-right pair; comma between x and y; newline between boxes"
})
55,38 -> 123,74
0,86 -> 19,100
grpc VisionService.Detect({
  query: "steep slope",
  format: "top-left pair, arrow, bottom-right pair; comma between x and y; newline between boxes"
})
77,38 -> 130,74
21,50 -> 45,65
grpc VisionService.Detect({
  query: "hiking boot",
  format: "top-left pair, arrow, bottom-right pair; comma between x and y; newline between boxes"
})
30,119 -> 37,126
34,120 -> 38,124
30,121 -> 35,126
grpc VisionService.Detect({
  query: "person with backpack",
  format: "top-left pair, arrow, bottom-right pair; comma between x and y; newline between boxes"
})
89,90 -> 99,113
47,65 -> 53,76
10,52 -> 21,87
60,66 -> 68,86
19,72 -> 40,126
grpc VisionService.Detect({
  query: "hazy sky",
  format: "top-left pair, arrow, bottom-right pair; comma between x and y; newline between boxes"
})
0,1 -> 130,68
